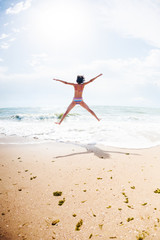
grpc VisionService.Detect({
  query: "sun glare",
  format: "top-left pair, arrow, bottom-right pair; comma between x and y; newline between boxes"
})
28,1 -> 92,47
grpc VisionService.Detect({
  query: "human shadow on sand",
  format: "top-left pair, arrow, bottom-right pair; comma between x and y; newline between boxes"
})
56,144 -> 110,159
55,143 -> 140,159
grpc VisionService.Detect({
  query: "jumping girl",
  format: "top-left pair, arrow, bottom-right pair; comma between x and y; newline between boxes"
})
53,73 -> 103,124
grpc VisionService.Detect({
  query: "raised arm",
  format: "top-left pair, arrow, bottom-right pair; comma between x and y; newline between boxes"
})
53,78 -> 74,85
84,73 -> 103,85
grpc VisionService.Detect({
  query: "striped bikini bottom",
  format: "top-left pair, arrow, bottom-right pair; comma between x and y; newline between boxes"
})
73,98 -> 83,104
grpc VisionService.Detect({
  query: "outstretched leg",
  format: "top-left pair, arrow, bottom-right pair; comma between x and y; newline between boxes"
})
56,101 -> 76,125
80,101 -> 100,121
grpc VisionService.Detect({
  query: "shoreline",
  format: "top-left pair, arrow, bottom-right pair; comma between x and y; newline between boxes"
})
1,141 -> 160,239
0,134 -> 160,151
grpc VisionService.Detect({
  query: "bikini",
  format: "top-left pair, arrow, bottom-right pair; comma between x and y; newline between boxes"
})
73,98 -> 83,104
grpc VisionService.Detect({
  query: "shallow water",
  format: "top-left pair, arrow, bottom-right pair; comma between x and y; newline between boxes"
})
0,106 -> 160,148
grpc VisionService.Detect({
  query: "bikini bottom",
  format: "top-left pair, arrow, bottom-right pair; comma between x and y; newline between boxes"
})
73,98 -> 83,104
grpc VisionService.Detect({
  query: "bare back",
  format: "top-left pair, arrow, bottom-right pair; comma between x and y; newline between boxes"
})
73,84 -> 85,99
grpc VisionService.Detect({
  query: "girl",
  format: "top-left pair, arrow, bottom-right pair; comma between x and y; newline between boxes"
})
53,74 -> 102,124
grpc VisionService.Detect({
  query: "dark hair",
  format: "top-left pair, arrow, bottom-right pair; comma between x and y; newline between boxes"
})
76,75 -> 85,84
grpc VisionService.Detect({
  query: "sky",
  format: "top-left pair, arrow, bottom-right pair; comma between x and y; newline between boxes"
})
0,0 -> 160,108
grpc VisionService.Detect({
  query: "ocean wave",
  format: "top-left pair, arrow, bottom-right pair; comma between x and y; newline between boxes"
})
2,113 -> 80,121
1,106 -> 160,148
9,114 -> 55,121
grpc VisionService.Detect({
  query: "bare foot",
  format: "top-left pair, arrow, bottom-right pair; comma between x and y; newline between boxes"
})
55,122 -> 60,125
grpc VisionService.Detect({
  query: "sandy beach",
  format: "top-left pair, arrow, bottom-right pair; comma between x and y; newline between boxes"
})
0,141 -> 160,240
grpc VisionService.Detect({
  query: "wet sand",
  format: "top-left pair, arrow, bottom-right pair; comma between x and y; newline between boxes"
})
0,141 -> 160,239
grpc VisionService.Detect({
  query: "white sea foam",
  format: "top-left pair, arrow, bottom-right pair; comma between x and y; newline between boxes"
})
0,106 -> 160,148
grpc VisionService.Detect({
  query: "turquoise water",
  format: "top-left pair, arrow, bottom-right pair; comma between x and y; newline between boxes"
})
0,106 -> 160,148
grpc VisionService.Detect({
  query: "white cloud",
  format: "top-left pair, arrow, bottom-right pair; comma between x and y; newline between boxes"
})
1,47 -> 159,88
8,38 -> 16,42
4,23 -> 9,27
0,42 -> 10,49
100,0 -> 160,48
0,48 -> 159,107
0,63 -> 54,84
0,33 -> 9,40
76,49 -> 160,88
6,0 -> 32,15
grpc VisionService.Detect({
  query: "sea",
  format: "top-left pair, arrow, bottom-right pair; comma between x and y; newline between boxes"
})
0,106 -> 160,148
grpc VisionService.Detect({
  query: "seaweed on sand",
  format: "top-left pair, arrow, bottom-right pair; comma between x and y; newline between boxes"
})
124,198 -> 129,203
127,205 -> 134,209
30,176 -> 37,180
154,188 -> 160,194
141,203 -> 147,206
99,224 -> 103,230
106,205 -> 111,209
58,198 -> 65,206
52,219 -> 60,225
75,219 -> 83,231
122,192 -> 129,203
53,191 -> 62,196
136,230 -> 149,239
127,217 -> 134,222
